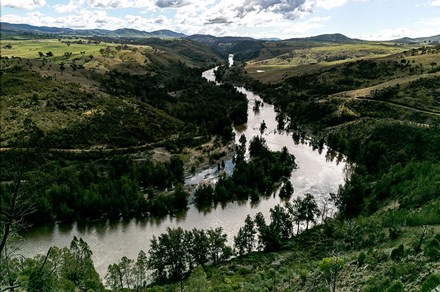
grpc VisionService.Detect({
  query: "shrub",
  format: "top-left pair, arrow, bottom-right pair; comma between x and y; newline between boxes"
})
386,280 -> 404,292
421,274 -> 440,292
390,244 -> 404,261
357,252 -> 366,267
389,226 -> 402,240
367,249 -> 388,265
424,238 -> 440,261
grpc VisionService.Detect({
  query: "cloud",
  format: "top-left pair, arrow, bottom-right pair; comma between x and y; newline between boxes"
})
234,0 -> 309,20
156,0 -> 190,8
1,0 -> 46,10
54,0 -> 85,13
432,0 -> 440,6
1,10 -> 127,29
85,0 -> 156,9
205,16 -> 232,24
314,0 -> 348,10
89,0 -> 123,8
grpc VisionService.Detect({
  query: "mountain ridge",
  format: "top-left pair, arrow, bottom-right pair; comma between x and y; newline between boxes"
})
1,22 -> 440,45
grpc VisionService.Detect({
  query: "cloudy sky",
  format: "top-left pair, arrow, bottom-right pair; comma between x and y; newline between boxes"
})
1,0 -> 440,40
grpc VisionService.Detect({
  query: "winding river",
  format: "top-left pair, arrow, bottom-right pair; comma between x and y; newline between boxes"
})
18,61 -> 348,278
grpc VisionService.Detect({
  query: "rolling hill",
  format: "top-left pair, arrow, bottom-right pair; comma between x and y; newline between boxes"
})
0,22 -> 184,39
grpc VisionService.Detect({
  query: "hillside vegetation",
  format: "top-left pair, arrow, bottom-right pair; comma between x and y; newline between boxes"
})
1,33 -> 440,291
197,43 -> 440,291
245,42 -> 426,84
0,36 -> 248,227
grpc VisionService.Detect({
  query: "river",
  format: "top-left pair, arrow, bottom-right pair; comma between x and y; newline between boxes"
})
18,62 -> 348,278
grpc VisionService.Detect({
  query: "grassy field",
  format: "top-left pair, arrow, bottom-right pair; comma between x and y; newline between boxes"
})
245,42 -> 421,83
0,39 -> 114,59
0,38 -> 158,75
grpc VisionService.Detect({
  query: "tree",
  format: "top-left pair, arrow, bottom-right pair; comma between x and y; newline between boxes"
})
270,205 -> 293,240
38,52 -> 44,58
319,255 -> 344,292
27,247 -> 59,292
234,215 -> 256,256
119,256 -> 135,289
188,229 -> 209,266
424,237 -> 440,261
242,215 -> 256,253
301,193 -> 321,230
279,180 -> 294,199
287,197 -> 305,234
61,237 -> 102,290
134,250 -> 148,288
254,211 -> 282,251
239,134 -> 247,151
249,136 -> 268,158
260,120 -> 267,133
207,227 -> 228,263
46,51 -> 53,57
0,120 -> 46,291
185,265 -> 211,292
148,236 -> 167,281
234,228 -> 247,256
105,263 -> 124,289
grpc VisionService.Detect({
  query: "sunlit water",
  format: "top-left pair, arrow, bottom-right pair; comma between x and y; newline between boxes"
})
18,62 -> 348,279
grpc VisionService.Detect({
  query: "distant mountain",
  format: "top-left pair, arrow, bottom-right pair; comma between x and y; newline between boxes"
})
0,22 -> 185,39
259,38 -> 282,41
151,29 -> 186,38
111,28 -> 153,38
285,33 -> 361,43
391,35 -> 440,44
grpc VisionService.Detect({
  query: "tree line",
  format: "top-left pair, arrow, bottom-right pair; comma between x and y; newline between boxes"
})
194,135 -> 296,207
105,193 -> 322,289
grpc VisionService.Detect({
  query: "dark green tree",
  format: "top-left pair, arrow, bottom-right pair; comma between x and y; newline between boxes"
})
301,193 -> 321,230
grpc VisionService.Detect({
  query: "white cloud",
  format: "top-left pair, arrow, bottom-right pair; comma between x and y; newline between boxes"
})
315,0 -> 348,10
1,10 -> 126,29
88,0 -> 153,9
431,0 -> 440,6
1,0 -> 46,10
54,0 -> 85,13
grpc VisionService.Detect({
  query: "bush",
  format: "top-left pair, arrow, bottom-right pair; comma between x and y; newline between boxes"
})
424,238 -> 440,261
389,226 -> 402,240
421,274 -> 440,292
367,249 -> 388,265
357,252 -> 366,267
390,244 -> 404,261
386,280 -> 404,292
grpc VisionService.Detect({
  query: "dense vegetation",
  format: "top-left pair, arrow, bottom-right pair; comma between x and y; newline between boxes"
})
0,36 -> 249,227
1,36 -> 440,291
201,45 -> 440,291
194,136 -> 296,206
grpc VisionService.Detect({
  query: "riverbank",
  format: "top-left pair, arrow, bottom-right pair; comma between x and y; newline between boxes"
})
16,64 -> 347,279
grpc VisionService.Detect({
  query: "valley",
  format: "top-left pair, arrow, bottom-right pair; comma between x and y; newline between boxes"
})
1,21 -> 439,291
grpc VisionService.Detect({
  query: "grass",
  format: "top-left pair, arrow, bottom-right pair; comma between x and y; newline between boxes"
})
0,39 -> 113,59
245,42 -> 423,84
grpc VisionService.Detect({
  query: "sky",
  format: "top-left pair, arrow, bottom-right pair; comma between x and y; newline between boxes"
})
1,0 -> 440,40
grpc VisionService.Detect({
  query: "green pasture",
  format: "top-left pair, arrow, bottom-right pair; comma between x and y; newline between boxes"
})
246,42 -> 418,83
0,39 -> 113,59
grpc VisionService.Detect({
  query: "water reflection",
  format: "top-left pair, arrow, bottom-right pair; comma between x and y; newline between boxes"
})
19,64 -> 348,278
